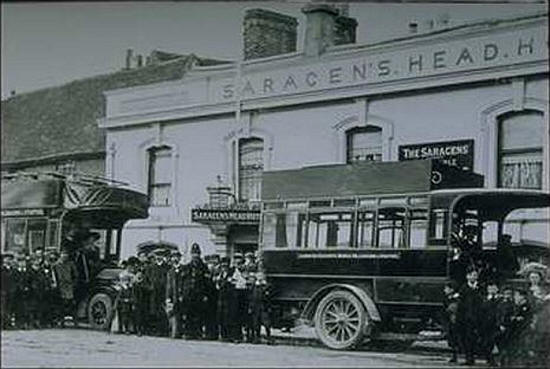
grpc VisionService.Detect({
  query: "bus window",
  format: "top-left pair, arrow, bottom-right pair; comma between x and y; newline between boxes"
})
5,219 -> 26,254
357,211 -> 375,248
307,212 -> 353,248
261,212 -> 296,249
428,208 -> 448,246
47,220 -> 59,248
262,213 -> 277,249
28,219 -> 47,253
482,221 -> 499,249
377,208 -> 406,248
296,214 -> 307,247
409,209 -> 428,249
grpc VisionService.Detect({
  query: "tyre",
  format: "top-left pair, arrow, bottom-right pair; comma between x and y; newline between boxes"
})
314,290 -> 368,350
88,293 -> 113,330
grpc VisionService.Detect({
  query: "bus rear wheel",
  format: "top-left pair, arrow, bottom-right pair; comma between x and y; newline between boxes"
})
88,293 -> 113,331
314,290 -> 367,350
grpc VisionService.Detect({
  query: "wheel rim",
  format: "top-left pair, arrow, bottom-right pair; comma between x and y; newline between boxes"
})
91,300 -> 107,326
320,297 -> 361,346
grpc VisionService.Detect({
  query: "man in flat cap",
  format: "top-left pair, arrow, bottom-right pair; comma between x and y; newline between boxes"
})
457,266 -> 483,366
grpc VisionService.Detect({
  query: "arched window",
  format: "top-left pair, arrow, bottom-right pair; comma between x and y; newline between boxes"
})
238,137 -> 264,201
346,126 -> 382,163
148,146 -> 172,206
498,110 -> 544,189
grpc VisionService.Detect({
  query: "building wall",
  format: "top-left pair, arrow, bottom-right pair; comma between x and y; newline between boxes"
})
108,72 -> 548,258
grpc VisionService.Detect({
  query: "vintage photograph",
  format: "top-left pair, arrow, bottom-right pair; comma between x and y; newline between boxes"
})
1,0 -> 549,367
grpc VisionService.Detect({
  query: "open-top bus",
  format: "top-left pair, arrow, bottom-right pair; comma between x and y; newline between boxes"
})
1,171 -> 149,329
259,160 -> 550,350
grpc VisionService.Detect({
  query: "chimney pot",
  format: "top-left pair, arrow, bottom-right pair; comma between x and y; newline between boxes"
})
136,54 -> 143,67
125,49 -> 134,69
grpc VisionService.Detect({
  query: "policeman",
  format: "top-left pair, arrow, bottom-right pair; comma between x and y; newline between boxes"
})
181,243 -> 209,339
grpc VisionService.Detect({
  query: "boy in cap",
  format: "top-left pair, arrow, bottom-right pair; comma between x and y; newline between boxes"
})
54,249 -> 79,327
496,286 -> 515,367
248,270 -> 274,344
457,266 -> 483,366
480,280 -> 500,366
442,281 -> 460,363
507,288 -> 533,366
230,252 -> 247,342
215,256 -> 235,342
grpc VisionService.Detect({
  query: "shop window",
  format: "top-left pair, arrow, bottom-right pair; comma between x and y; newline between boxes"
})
28,219 -> 47,252
498,111 -> 543,189
238,137 -> 264,201
346,126 -> 382,163
148,146 -> 172,206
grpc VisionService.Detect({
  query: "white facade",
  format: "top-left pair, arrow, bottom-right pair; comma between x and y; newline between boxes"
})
100,13 -> 549,260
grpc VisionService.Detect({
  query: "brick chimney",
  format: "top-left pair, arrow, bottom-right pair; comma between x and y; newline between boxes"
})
243,8 -> 298,60
301,4 -> 338,57
334,14 -> 357,46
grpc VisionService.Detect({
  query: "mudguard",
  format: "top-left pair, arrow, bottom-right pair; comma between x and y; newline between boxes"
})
301,283 -> 381,324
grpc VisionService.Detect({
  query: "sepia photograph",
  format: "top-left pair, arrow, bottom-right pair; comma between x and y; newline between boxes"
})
1,0 -> 549,367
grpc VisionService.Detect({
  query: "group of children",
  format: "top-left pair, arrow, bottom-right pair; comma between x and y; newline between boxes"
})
109,247 -> 275,345
443,268 -> 549,367
1,248 -> 83,330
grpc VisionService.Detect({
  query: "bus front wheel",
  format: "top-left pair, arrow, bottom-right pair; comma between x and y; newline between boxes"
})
314,290 -> 367,350
88,293 -> 113,331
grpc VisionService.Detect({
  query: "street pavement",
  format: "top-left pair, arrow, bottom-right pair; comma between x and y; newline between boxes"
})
2,328 -> 466,368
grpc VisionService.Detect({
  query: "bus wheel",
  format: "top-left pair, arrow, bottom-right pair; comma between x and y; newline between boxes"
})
314,290 -> 367,350
88,293 -> 113,330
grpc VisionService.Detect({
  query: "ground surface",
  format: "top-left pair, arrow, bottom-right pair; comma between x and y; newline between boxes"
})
1,328 -> 468,368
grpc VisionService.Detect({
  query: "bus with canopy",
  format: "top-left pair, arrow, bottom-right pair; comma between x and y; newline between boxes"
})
1,171 -> 149,329
259,159 -> 550,350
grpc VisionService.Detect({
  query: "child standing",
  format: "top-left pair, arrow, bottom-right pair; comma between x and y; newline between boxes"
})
443,281 -> 460,363
248,271 -> 273,345
480,281 -> 500,366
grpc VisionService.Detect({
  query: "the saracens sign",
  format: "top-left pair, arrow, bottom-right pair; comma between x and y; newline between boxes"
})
191,208 -> 260,224
398,139 -> 474,171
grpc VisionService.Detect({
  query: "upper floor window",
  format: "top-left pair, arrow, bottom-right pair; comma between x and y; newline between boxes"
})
498,111 -> 543,189
238,137 -> 264,202
148,146 -> 172,207
346,126 -> 382,163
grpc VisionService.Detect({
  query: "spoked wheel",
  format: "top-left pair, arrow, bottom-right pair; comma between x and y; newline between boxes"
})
314,290 -> 368,350
88,293 -> 113,330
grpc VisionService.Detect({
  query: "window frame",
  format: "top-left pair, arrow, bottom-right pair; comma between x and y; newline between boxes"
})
346,125 -> 383,164
237,137 -> 264,202
147,145 -> 173,207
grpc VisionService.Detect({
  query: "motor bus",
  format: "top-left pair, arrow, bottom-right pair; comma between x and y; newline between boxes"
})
259,159 -> 550,350
1,171 -> 149,330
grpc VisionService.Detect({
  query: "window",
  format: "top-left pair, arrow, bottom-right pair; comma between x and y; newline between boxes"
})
148,146 -> 172,206
357,211 -> 375,247
498,111 -> 543,189
346,126 -> 382,163
377,208 -> 406,248
429,208 -> 449,246
307,212 -> 354,248
238,137 -> 264,201
409,209 -> 428,248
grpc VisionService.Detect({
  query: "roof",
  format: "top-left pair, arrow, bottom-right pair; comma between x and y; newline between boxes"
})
261,160 -> 484,201
1,53 -> 230,165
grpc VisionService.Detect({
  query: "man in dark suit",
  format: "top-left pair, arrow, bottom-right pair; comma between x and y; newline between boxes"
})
166,251 -> 184,338
457,267 -> 483,366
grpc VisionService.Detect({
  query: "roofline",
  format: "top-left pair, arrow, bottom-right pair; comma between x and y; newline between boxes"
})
1,150 -> 105,169
430,188 -> 550,196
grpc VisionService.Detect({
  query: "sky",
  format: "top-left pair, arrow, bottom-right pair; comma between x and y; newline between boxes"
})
1,1 -> 547,99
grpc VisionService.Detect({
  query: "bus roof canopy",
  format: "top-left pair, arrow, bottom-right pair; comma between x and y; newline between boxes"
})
1,176 -> 149,223
262,160 -> 484,201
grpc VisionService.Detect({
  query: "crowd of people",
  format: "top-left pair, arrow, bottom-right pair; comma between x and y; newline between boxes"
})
1,229 -> 102,330
443,259 -> 550,366
110,243 -> 274,345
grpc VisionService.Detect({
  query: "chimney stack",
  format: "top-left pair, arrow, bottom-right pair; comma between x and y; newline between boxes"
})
301,4 -> 338,57
243,9 -> 298,60
125,49 -> 134,70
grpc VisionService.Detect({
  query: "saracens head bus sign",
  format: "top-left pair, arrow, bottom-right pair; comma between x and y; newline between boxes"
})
398,139 -> 474,171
